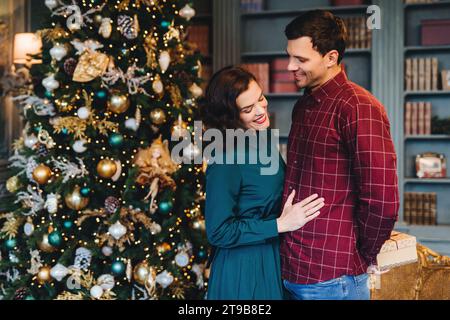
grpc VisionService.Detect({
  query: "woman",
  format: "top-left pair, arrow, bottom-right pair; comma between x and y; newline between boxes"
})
201,66 -> 325,300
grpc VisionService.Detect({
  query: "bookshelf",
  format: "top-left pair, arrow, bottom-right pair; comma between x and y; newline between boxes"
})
401,0 -> 450,255
240,0 -> 373,155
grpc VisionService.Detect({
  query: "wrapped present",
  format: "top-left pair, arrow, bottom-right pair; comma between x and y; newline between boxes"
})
376,231 -> 418,271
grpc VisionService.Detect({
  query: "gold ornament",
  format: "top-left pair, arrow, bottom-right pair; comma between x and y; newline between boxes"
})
107,92 -> 130,114
150,108 -> 166,125
96,159 -> 118,179
38,234 -> 57,253
6,176 -> 21,193
64,186 -> 89,211
37,266 -> 52,284
171,114 -> 188,137
32,164 -> 53,185
192,217 -> 206,231
73,51 -> 110,82
157,242 -> 171,254
133,261 -> 150,285
152,74 -> 164,96
144,34 -> 158,69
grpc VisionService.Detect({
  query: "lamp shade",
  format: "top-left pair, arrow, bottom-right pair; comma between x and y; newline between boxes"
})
13,33 -> 42,64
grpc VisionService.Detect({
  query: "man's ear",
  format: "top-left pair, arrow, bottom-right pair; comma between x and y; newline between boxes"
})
326,50 -> 340,68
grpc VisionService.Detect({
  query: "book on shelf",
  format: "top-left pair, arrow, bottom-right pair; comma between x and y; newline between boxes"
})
270,58 -> 298,93
405,102 -> 412,135
405,57 -> 441,92
404,192 -> 437,225
412,58 -> 419,91
442,70 -> 450,91
342,16 -> 371,49
405,58 -> 412,91
404,101 -> 433,136
425,102 -> 432,134
240,0 -> 265,13
240,63 -> 270,94
425,58 -> 431,92
419,58 -> 425,91
411,101 -> 418,135
418,102 -> 425,135
431,57 -> 439,91
187,25 -> 210,57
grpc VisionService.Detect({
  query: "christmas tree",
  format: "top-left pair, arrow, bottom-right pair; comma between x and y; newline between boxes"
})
0,0 -> 208,300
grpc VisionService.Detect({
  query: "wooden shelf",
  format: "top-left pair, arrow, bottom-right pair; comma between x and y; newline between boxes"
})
404,91 -> 450,97
405,135 -> 450,140
404,0 -> 450,9
404,178 -> 450,184
405,45 -> 450,53
242,5 -> 368,18
242,48 -> 371,59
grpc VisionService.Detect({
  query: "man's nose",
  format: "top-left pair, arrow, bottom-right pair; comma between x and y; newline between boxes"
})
287,60 -> 298,72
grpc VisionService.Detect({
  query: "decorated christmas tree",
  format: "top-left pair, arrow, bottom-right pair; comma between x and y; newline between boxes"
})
0,0 -> 209,300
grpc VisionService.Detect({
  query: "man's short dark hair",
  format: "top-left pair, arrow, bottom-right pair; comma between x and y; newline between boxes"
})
285,10 -> 348,64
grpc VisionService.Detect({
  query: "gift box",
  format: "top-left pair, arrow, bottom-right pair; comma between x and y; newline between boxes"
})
376,231 -> 418,271
421,19 -> 450,46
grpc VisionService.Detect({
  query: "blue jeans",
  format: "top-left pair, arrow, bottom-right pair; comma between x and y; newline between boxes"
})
283,274 -> 370,300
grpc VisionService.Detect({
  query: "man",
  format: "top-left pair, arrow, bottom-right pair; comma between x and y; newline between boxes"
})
280,10 -> 399,300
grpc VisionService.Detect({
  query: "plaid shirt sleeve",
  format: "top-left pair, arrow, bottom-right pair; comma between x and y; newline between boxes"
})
341,99 -> 400,265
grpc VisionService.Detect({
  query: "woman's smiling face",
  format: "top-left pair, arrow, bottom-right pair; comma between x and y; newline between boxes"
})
236,80 -> 270,130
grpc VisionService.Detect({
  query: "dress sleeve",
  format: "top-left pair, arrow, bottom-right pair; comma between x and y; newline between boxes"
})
205,163 -> 278,249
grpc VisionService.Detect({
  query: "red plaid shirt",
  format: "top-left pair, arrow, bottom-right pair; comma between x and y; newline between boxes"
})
280,70 -> 399,284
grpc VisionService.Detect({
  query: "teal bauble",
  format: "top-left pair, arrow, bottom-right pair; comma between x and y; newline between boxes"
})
63,220 -> 73,229
161,20 -> 170,28
61,128 -> 69,135
96,90 -> 107,99
198,250 -> 206,258
34,126 -> 42,133
109,133 -> 124,148
158,201 -> 173,214
48,231 -> 62,247
80,187 -> 90,196
44,91 -> 53,98
25,296 -> 35,300
5,238 -> 17,250
111,260 -> 126,275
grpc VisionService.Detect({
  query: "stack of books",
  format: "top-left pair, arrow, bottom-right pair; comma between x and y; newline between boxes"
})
343,16 -> 372,49
404,102 -> 432,135
187,25 -> 210,57
270,58 -> 297,93
240,63 -> 270,94
404,192 -> 437,225
241,0 -> 265,13
404,57 -> 440,91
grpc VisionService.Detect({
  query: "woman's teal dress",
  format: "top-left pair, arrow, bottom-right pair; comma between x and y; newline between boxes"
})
205,130 -> 286,300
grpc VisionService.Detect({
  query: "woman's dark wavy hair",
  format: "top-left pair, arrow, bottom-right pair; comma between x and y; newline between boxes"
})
199,66 -> 257,133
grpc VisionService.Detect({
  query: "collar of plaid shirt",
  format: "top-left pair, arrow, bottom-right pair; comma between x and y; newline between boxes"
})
303,68 -> 348,104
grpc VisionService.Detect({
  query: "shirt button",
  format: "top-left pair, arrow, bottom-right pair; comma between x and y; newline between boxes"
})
317,99 -> 321,103
289,186 -> 293,190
